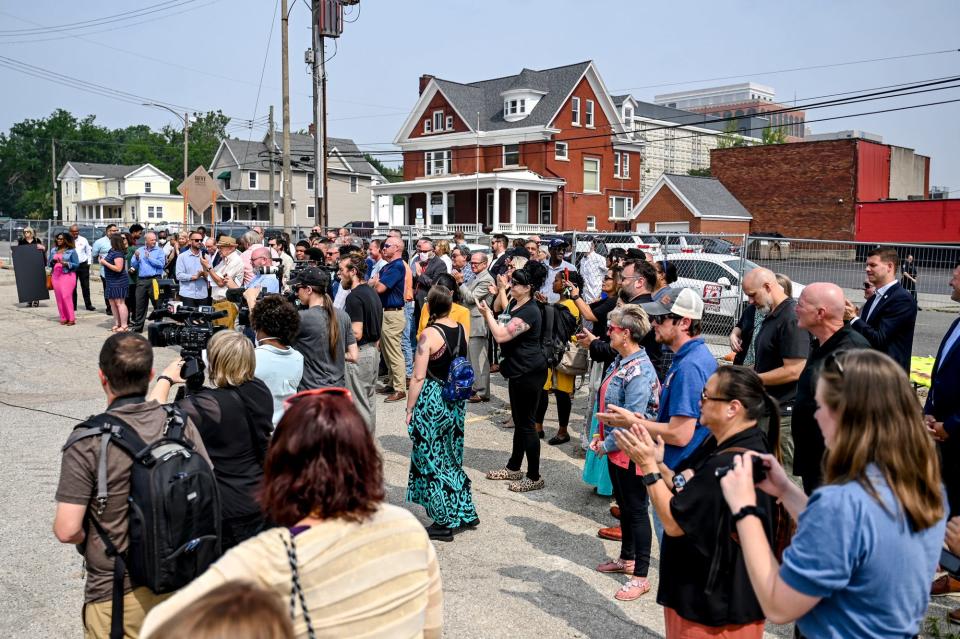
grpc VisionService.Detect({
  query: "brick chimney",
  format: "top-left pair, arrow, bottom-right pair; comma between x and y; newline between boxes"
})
419,74 -> 435,95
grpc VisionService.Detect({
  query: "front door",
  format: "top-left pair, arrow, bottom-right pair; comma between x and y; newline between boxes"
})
539,193 -> 552,225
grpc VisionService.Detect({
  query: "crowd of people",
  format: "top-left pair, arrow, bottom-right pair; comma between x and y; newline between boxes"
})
44,222 -> 960,639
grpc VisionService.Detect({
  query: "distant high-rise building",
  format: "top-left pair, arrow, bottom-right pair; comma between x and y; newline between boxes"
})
654,82 -> 805,140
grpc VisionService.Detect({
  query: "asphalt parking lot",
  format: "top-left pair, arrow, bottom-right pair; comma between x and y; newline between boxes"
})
0,270 -> 955,638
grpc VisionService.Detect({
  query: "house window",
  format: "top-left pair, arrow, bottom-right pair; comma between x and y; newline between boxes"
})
503,144 -> 520,167
586,215 -> 597,231
445,115 -> 454,130
585,100 -> 594,127
307,172 -> 314,191
144,182 -> 152,193
350,176 -> 358,193
307,205 -> 315,218
571,97 -> 581,126
433,111 -> 443,132
248,171 -> 257,189
614,153 -> 620,177
555,141 -> 568,160
424,119 -> 432,134
425,150 -> 451,176
624,107 -> 633,130
147,206 -> 155,219
609,196 -> 634,219
519,99 -> 526,114
74,181 -> 78,195
222,174 -> 231,190
156,205 -> 163,218
539,193 -> 552,224
583,158 -> 600,193
614,152 -> 630,178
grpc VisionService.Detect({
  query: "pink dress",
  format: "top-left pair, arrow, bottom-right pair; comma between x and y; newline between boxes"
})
51,254 -> 76,323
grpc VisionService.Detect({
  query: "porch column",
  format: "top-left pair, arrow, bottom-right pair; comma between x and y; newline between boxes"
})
509,187 -> 518,231
492,187 -> 500,232
440,191 -> 449,229
99,204 -> 103,221
403,195 -> 410,225
423,192 -> 431,226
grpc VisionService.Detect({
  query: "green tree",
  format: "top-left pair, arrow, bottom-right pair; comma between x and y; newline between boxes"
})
761,125 -> 788,145
364,153 -> 402,182
687,167 -> 712,177
716,121 -> 749,149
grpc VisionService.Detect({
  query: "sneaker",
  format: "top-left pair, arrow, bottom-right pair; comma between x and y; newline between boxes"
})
508,477 -> 545,492
485,468 -> 523,481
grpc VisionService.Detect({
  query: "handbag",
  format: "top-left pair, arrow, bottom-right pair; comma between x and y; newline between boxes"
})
45,270 -> 53,290
557,344 -> 589,376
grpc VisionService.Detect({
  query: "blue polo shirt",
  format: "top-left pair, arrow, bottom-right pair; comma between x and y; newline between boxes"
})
377,259 -> 405,309
657,337 -> 717,469
131,245 -> 166,278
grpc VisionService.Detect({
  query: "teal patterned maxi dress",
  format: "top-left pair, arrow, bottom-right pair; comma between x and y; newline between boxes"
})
406,325 -> 478,527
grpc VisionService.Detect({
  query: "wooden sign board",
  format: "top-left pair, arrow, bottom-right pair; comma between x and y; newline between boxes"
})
177,166 -> 221,217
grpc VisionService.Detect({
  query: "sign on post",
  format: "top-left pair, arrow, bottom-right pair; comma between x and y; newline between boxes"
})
702,283 -> 722,310
177,166 -> 220,225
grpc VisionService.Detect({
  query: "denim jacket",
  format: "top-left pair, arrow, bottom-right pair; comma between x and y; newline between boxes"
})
47,247 -> 80,273
599,348 -> 661,472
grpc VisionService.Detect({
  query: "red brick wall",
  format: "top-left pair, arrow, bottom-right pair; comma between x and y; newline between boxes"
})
635,186 -> 695,226
701,220 -> 751,239
711,139 -> 858,240
409,91 -> 471,140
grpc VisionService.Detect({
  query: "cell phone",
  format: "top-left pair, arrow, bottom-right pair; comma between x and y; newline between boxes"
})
715,460 -> 767,484
942,549 -> 960,579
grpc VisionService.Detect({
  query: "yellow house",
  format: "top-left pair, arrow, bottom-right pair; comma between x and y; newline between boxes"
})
58,162 -> 185,227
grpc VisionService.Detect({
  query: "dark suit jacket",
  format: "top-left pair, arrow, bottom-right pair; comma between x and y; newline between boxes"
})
851,281 -> 917,372
926,316 -> 960,515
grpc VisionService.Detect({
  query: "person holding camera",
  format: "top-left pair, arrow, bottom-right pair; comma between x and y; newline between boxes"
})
150,331 -> 273,551
613,366 -> 779,637
289,266 -> 357,389
719,350 -> 946,639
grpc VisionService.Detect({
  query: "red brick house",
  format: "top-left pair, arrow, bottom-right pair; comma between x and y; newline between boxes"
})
630,173 -> 752,238
372,61 -> 644,233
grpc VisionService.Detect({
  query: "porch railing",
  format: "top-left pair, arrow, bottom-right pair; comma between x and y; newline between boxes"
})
497,223 -> 558,235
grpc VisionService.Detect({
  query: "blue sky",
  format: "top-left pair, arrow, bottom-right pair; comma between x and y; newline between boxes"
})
1,0 -> 958,189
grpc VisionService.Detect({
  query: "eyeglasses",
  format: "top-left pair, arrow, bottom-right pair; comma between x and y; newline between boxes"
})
701,390 -> 734,403
470,261 -> 484,266
651,314 -> 682,324
606,324 -> 627,334
283,387 -> 352,410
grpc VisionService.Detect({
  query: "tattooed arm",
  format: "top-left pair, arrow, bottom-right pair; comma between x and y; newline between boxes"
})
480,302 -> 532,344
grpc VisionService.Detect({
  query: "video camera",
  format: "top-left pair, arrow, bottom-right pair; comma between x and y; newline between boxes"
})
146,280 -> 226,394
225,262 -> 285,324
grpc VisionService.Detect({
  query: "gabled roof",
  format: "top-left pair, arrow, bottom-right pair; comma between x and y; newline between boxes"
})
430,61 -> 592,133
60,162 -> 143,179
632,174 -> 752,220
214,135 -> 384,179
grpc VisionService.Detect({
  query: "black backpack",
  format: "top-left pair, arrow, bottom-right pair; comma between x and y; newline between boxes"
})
65,405 -> 221,639
539,301 -> 580,369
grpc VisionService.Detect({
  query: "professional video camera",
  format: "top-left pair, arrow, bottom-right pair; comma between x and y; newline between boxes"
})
225,262 -> 285,324
283,259 -> 336,306
146,280 -> 226,394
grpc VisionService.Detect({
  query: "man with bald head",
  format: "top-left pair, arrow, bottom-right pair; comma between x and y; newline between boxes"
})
741,267 -> 810,481
793,282 -> 870,493
245,246 -> 280,295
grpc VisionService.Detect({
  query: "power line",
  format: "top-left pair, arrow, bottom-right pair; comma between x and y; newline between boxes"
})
0,1 -> 196,35
242,0 -> 280,148
612,47 -> 960,92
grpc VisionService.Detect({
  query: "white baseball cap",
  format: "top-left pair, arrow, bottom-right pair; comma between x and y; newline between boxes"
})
640,287 -> 704,320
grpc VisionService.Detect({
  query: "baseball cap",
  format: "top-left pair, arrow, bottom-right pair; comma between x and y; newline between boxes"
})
625,248 -> 646,261
640,287 -> 703,320
548,238 -> 568,249
289,266 -> 329,289
216,236 -> 238,247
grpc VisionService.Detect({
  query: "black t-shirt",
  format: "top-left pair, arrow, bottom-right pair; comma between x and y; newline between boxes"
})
658,427 -> 776,627
344,284 -> 383,346
424,323 -> 469,381
178,379 -> 272,520
792,326 -> 870,479
498,299 -> 546,378
589,295 -> 617,337
753,298 -> 810,411
901,263 -> 918,291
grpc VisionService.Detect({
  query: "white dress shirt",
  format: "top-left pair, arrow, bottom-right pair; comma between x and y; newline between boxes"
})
74,235 -> 92,265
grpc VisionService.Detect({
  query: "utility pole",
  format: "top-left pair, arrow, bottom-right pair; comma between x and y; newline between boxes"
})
311,1 -> 325,229
268,105 -> 276,224
280,0 -> 293,231
51,139 -> 58,222
183,112 -> 189,226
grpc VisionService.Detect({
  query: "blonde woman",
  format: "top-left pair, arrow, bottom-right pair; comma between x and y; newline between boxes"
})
150,331 -> 274,550
435,238 -> 453,273
720,349 -> 946,638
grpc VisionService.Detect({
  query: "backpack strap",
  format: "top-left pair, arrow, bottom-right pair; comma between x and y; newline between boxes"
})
86,514 -> 127,639
64,414 -> 147,516
425,325 -> 452,384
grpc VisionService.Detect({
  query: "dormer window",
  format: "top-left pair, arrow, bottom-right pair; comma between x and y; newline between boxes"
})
500,87 -> 544,123
585,100 -> 595,128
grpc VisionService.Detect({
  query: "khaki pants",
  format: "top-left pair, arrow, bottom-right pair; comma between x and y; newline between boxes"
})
345,343 -> 380,431
468,334 -> 490,399
381,309 -> 407,391
83,587 -> 170,639
780,414 -> 801,487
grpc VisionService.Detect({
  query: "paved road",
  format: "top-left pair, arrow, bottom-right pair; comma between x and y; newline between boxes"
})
0,271 -> 955,637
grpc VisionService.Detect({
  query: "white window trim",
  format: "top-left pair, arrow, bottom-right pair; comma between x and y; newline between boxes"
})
307,205 -> 316,218
424,119 -> 432,134
539,193 -> 552,224
144,181 -> 152,193
555,141 -> 569,161
583,157 -> 600,194
424,150 -> 451,176
350,176 -> 358,193
445,115 -> 454,131
614,152 -> 620,178
623,153 -> 630,178
585,100 -> 595,128
608,196 -> 634,220
248,171 -> 257,189
571,97 -> 581,126
433,110 -> 443,132
307,172 -> 315,191
503,144 -> 520,167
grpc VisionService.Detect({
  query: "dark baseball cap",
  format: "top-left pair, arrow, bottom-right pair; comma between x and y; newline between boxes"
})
548,238 -> 568,249
289,266 -> 329,289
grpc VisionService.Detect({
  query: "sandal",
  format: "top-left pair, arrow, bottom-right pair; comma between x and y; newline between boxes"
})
486,468 -> 523,481
597,558 -> 635,574
508,477 -> 545,492
614,578 -> 651,601
548,434 -> 570,445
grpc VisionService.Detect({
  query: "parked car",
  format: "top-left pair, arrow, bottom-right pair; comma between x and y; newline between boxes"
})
666,253 -> 805,331
698,237 -> 742,256
657,233 -> 705,254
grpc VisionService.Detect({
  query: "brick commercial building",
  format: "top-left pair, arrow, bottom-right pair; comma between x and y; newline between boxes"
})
709,138 -> 930,240
630,174 -> 751,237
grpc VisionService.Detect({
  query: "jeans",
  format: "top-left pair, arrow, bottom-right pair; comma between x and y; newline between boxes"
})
506,369 -> 548,481
100,275 -> 111,312
609,459 -> 652,577
652,504 -> 665,545
403,301 -> 414,377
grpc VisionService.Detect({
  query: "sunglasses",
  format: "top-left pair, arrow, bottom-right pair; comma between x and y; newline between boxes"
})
606,324 -> 627,334
283,387 -> 352,410
701,390 -> 734,403
651,314 -> 683,324
824,351 -> 847,375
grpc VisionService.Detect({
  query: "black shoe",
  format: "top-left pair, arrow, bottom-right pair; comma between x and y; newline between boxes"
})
376,385 -> 395,395
105,309 -> 113,316
458,517 -> 480,530
425,522 -> 454,542
85,306 -> 97,311
548,434 -> 570,445
538,430 -> 545,439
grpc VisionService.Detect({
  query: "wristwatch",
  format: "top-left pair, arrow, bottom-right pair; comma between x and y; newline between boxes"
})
672,473 -> 687,493
642,472 -> 663,486
731,505 -> 765,524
